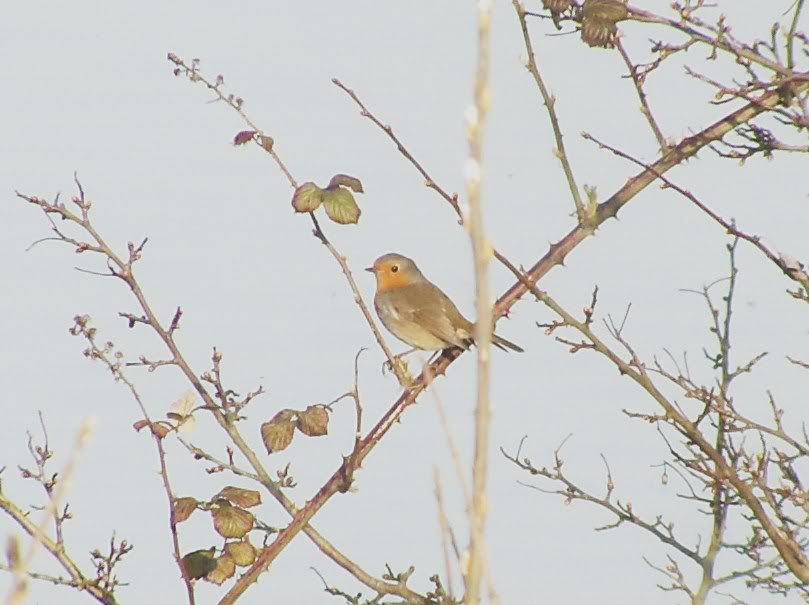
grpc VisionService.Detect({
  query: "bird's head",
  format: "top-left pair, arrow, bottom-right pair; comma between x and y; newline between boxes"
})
365,253 -> 424,293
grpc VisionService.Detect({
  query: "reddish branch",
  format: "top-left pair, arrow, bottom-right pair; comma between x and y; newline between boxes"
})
219,73 -> 809,604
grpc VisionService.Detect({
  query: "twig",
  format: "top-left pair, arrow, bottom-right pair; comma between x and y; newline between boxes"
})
167,53 -> 403,383
627,7 -> 795,76
70,317 -> 196,604
429,378 -> 471,507
332,79 -> 462,218
3,420 -> 99,605
331,79 -> 519,281
347,348 -> 366,462
501,438 -> 702,564
615,39 -> 668,153
497,259 -> 809,583
512,0 -> 585,221
433,470 -> 458,602
581,132 -> 809,297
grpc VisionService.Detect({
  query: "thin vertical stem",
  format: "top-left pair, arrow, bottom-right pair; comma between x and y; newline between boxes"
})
465,1 -> 494,604
512,1 -> 585,219
786,0 -> 805,69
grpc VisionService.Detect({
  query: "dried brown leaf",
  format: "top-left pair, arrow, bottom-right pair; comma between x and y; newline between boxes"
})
259,135 -> 274,152
174,497 -> 198,523
327,174 -> 364,193
261,412 -> 296,454
295,405 -> 329,437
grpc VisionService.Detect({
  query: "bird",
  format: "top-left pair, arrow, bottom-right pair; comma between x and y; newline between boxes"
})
366,253 -> 523,353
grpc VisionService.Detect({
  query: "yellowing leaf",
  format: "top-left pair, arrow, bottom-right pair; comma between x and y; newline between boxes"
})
174,497 -> 198,523
216,486 -> 262,508
291,182 -> 323,213
212,502 -> 255,539
327,174 -> 364,193
151,423 -> 171,438
206,554 -> 236,585
580,0 -> 627,48
261,415 -> 295,454
542,0 -> 572,11
322,187 -> 361,225
170,391 -> 196,416
582,0 -> 627,21
181,548 -> 217,580
296,406 -> 329,437
225,540 -> 257,567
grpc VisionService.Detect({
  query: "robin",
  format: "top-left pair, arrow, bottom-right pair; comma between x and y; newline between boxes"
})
366,253 -> 523,353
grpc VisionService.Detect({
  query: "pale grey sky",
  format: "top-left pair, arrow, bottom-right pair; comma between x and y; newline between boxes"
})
1,2 -> 807,604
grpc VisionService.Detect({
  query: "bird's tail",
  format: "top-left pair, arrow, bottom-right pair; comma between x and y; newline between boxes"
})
492,333 -> 524,353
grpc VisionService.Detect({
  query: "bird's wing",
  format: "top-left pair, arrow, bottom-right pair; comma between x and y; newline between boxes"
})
402,283 -> 472,349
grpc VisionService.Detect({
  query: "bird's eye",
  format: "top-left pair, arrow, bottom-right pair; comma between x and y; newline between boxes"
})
391,265 -> 399,273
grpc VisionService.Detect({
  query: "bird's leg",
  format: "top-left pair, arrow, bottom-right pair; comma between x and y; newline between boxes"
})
382,348 -> 420,375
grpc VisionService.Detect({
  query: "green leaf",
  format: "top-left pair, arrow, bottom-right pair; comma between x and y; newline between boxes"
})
322,187 -> 361,225
327,174 -> 364,193
291,182 -> 324,213
181,548 -> 217,580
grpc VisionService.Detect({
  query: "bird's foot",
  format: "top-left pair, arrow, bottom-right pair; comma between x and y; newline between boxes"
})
382,355 -> 415,387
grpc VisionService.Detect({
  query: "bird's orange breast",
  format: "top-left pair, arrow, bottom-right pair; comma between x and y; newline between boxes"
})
375,270 -> 414,294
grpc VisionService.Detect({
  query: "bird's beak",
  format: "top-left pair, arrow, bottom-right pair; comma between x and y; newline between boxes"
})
365,267 -> 374,273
